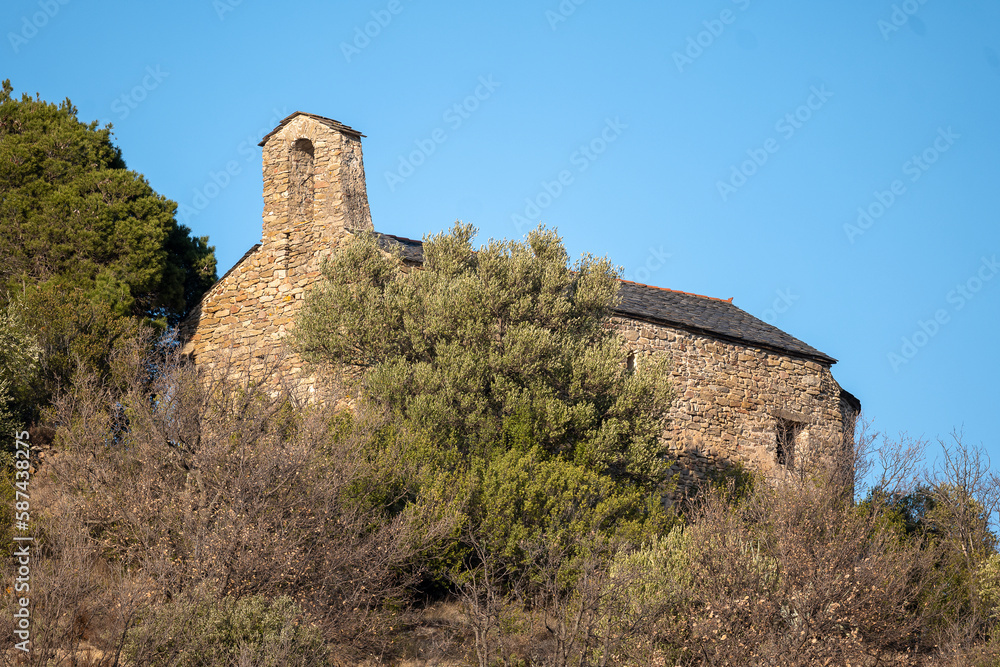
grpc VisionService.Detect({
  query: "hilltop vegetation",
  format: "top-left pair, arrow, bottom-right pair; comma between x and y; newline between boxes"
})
0,86 -> 997,665
0,79 -> 216,430
295,224 -> 676,581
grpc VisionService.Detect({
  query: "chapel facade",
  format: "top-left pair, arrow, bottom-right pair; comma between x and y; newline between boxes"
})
179,112 -> 861,494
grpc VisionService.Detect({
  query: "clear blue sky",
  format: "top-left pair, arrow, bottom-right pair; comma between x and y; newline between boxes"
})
3,0 -> 998,474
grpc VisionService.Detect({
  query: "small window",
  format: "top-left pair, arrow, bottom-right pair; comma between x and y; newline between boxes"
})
290,138 -> 314,223
625,352 -> 636,372
775,418 -> 802,467
280,231 -> 291,269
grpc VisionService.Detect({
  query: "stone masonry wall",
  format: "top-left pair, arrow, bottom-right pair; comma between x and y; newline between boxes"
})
614,316 -> 855,495
260,116 -> 371,251
179,115 -> 372,396
179,111 -> 856,493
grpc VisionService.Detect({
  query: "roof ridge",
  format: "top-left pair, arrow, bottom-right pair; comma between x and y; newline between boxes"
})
258,111 -> 365,147
375,231 -> 424,245
617,279 -> 734,304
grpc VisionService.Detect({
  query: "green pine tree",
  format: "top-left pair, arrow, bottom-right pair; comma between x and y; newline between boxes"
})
0,79 -> 216,322
0,79 -> 217,419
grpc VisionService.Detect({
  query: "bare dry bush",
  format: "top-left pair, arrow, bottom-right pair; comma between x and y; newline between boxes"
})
910,433 -> 1000,660
448,418 -> 999,666
11,332 -> 998,665
0,492 -> 149,667
641,424 -> 1000,667
674,473 -> 936,665
31,331 -> 457,662
530,539 -> 673,667
456,527 -> 681,666
454,532 -> 529,667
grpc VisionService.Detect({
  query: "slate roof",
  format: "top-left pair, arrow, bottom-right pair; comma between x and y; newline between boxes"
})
374,232 -> 838,365
258,112 -> 365,147
615,281 -> 836,365
193,231 -> 837,366
375,232 -> 425,263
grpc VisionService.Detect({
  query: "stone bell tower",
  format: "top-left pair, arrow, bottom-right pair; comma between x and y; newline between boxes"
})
179,112 -> 374,394
258,112 -> 373,277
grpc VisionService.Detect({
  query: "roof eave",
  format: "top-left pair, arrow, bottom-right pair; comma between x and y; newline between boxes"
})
611,310 -> 838,366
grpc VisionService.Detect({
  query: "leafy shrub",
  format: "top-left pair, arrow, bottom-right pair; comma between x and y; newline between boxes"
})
979,554 -> 1000,634
476,446 -> 670,576
0,295 -> 41,434
124,585 -> 328,666
613,527 -> 691,588
295,224 -> 675,589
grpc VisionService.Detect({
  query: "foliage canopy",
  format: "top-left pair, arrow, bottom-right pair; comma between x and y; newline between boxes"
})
0,80 -> 217,419
296,223 -> 676,578
0,79 -> 216,322
297,223 -> 671,483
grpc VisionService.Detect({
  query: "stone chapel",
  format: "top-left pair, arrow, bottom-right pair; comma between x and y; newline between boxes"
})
179,111 -> 861,493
